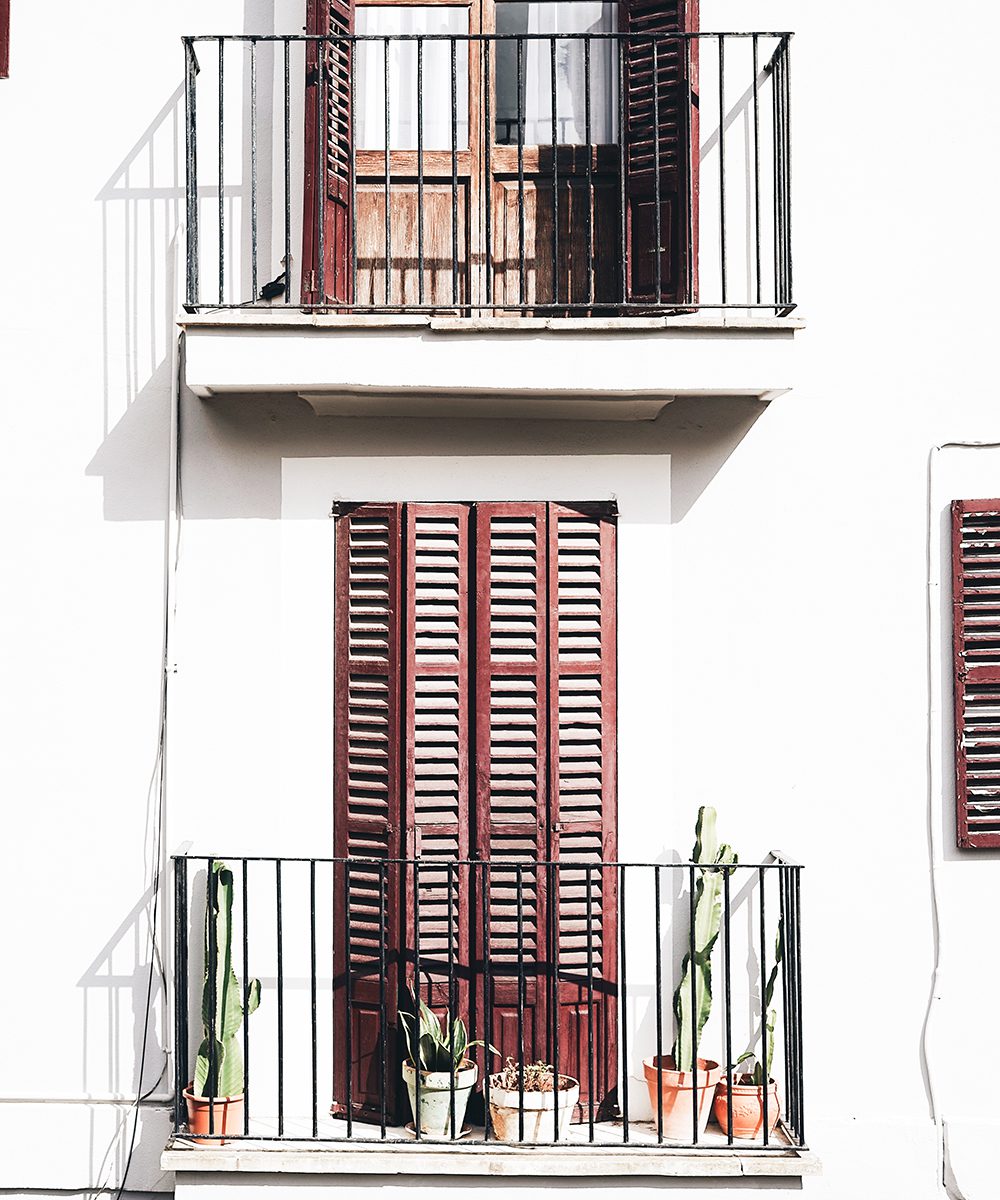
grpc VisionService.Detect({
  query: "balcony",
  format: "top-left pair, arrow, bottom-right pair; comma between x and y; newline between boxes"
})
163,854 -> 811,1176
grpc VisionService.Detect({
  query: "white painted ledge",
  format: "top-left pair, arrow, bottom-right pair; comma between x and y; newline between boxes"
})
162,1137 -> 820,1178
180,313 -> 802,421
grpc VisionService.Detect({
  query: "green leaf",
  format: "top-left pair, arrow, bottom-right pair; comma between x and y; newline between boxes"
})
245,978 -> 261,1017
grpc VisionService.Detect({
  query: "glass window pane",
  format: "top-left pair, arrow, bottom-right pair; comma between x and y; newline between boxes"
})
356,7 -> 470,151
495,1 -> 618,145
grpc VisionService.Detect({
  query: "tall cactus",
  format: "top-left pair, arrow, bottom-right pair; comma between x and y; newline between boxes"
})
672,807 -> 737,1072
194,861 -> 261,1099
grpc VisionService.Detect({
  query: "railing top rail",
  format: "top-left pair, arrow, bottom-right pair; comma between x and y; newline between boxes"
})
172,853 -> 801,869
182,30 -> 794,43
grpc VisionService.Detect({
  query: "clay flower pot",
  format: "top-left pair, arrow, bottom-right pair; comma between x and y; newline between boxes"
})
713,1075 -> 780,1140
402,1059 -> 478,1137
488,1073 -> 580,1143
183,1084 -> 244,1144
642,1055 -> 723,1141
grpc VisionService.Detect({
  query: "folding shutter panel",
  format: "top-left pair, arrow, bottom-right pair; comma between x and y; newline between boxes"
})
403,505 -> 474,1026
333,504 -> 402,1118
547,503 -> 617,1118
303,0 -> 354,305
474,503 -> 551,1066
952,499 -> 1000,849
622,0 -> 698,306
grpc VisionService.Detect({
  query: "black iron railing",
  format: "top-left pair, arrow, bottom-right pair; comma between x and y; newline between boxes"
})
171,854 -> 804,1150
182,32 -> 793,315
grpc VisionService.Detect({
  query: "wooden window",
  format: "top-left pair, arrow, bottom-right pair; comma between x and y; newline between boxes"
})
0,0 -> 9,79
952,499 -> 1000,849
333,502 -> 617,1121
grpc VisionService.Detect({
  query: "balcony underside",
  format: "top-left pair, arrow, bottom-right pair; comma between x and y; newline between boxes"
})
181,311 -> 800,420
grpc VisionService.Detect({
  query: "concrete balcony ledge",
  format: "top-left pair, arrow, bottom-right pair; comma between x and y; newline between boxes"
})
180,311 -> 802,421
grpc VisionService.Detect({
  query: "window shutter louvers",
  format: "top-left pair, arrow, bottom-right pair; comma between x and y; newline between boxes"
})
303,0 -> 354,305
622,0 -> 698,306
333,504 -> 403,1118
952,499 -> 1000,849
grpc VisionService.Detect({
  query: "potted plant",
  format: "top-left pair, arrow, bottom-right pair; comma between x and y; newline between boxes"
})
714,916 -> 783,1140
183,861 -> 261,1144
487,1058 -> 580,1143
399,998 -> 495,1138
642,806 -> 734,1140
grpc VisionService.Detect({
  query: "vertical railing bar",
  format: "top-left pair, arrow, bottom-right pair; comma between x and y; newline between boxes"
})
414,860 -> 421,1139
771,39 -> 781,310
689,863 -> 698,1145
350,38 -> 357,305
448,860 -> 457,1138
752,33 -> 761,307
618,38 -> 627,307
759,866 -> 769,1145
377,861 -> 387,1138
551,860 -> 561,1142
310,860 -> 319,1138
343,860 -> 354,1137
484,39 -> 493,308
794,865 -> 804,1143
723,865 -> 733,1145
417,38 -> 425,306
317,36 -> 326,303
779,866 -> 793,1136
217,39 -> 225,306
585,863 -> 596,1142
384,36 -> 392,307
550,34 -> 559,308
451,36 -> 459,308
684,33 -> 693,307
652,39 -> 661,302
482,861 -> 493,1142
782,36 -> 793,309
206,859 -> 216,1136
242,859 -> 251,1136
516,863 -> 525,1143
653,864 -> 663,1143
173,857 -> 188,1134
250,38 -> 258,300
283,39 -> 292,303
619,864 -> 629,1144
517,37 -> 526,308
717,33 -> 727,306
584,35 -> 594,308
276,860 -> 285,1137
183,41 -> 199,308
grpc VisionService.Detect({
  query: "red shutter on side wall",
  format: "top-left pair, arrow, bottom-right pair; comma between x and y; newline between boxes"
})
0,0 -> 9,79
622,0 -> 698,306
333,504 -> 403,1118
303,0 -> 354,305
952,499 -> 1000,849
547,504 -> 617,1117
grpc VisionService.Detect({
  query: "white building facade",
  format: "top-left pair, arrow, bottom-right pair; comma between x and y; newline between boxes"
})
2,2 -> 998,1198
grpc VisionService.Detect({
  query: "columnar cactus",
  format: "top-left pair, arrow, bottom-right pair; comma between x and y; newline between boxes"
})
672,807 -> 737,1072
194,861 -> 261,1099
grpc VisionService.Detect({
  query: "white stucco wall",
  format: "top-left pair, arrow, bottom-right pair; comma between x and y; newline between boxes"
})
3,1 -> 1000,1198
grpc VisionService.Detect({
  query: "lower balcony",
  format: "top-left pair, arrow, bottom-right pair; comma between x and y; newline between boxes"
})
164,854 -> 811,1177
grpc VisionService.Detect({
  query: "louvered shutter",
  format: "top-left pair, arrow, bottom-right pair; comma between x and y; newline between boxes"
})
333,504 -> 403,1118
952,499 -> 1000,849
475,504 -> 551,1064
303,0 -> 354,305
622,0 -> 698,306
548,504 -> 617,1117
404,505 -> 474,1020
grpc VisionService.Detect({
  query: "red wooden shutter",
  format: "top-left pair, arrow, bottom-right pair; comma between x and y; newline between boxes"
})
0,0 -> 9,79
547,504 -> 617,1117
303,0 -> 354,305
333,504 -> 403,1118
403,504 -> 474,1021
952,499 -> 1000,849
475,503 -> 551,1065
622,0 -> 698,306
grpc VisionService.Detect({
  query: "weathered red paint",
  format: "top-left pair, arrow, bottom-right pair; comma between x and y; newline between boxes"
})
0,0 -> 9,79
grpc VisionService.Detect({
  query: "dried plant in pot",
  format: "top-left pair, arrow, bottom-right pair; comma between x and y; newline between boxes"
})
184,861 -> 261,1144
714,917 -> 783,1141
643,807 -> 734,1141
487,1058 -> 581,1144
399,998 -> 496,1138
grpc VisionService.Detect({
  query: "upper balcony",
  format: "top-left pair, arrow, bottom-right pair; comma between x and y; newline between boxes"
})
180,21 -> 798,418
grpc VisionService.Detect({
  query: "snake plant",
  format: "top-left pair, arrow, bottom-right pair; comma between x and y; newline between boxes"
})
672,807 -> 737,1072
399,998 -> 497,1073
194,861 -> 261,1099
736,917 -> 784,1085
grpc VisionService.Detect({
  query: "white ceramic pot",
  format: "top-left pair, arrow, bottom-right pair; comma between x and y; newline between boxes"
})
402,1060 -> 478,1137
488,1074 -> 580,1143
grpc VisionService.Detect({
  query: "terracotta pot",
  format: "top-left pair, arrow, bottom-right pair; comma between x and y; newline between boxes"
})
183,1084 -> 244,1144
402,1059 -> 478,1137
488,1074 -> 580,1143
713,1075 -> 780,1140
641,1055 -> 723,1141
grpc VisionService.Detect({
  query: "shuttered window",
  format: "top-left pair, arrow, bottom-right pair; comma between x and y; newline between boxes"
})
0,0 -> 9,79
333,501 -> 617,1120
952,499 -> 1000,849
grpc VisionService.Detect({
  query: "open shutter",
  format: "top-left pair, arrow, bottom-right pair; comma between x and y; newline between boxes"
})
622,0 -> 698,306
548,504 -> 617,1118
303,0 -> 354,305
333,504 -> 402,1119
475,503 -> 551,1066
952,499 -> 1000,849
404,504 -> 474,1027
